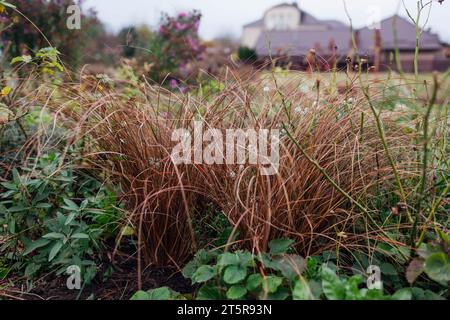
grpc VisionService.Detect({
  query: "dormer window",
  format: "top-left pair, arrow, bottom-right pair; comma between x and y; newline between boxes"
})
276,14 -> 285,30
264,4 -> 300,31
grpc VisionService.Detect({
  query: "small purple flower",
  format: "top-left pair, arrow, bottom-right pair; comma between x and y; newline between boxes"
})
178,12 -> 187,18
169,79 -> 178,88
180,86 -> 189,94
160,112 -> 169,118
187,36 -> 199,51
175,22 -> 187,31
197,52 -> 205,61
192,20 -> 200,32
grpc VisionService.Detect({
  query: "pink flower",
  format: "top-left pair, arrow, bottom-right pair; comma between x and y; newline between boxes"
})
175,22 -> 187,31
187,36 -> 199,51
178,12 -> 187,18
180,86 -> 189,94
192,20 -> 200,31
169,79 -> 178,88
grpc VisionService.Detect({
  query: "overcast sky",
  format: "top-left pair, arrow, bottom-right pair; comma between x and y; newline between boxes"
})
83,0 -> 450,42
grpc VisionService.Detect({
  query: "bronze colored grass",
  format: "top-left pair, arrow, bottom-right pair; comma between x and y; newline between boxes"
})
48,70 -> 419,270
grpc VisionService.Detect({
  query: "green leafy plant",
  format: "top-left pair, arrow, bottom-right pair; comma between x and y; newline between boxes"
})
131,240 -> 418,301
319,265 -> 410,300
407,230 -> 450,286
237,46 -> 257,63
130,287 -> 186,301
0,0 -> 98,67
0,152 -> 123,283
11,47 -> 64,75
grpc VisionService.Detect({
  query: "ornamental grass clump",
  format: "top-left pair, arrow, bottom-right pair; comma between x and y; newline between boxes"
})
49,70 -> 419,270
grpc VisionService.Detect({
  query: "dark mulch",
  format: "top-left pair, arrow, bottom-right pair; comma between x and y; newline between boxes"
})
1,244 -> 194,300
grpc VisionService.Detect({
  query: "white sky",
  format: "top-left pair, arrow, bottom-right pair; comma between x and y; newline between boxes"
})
83,0 -> 450,42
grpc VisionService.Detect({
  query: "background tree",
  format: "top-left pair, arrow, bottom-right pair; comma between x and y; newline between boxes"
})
237,46 -> 257,63
0,0 -> 99,67
118,26 -> 138,58
143,11 -> 205,84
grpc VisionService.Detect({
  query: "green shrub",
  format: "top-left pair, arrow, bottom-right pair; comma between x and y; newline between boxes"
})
0,152 -> 123,283
237,46 -> 257,63
0,0 -> 99,67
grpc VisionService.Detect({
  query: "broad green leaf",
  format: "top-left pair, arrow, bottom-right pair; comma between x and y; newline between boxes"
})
261,276 -> 283,294
43,232 -> 65,240
130,290 -> 149,300
0,182 -> 18,191
380,263 -> 398,276
71,233 -> 89,239
278,254 -> 306,280
23,238 -> 51,256
11,168 -> 20,184
146,287 -> 172,300
293,279 -> 315,300
63,198 -> 79,211
363,289 -> 388,300
65,211 -> 77,225
424,252 -> 450,283
48,241 -> 64,262
182,250 -> 216,279
237,251 -> 255,268
226,285 -> 247,300
217,252 -> 239,267
321,266 -> 346,300
7,206 -> 28,213
197,284 -> 224,300
268,239 -> 294,255
391,288 -> 412,300
246,273 -> 263,291
264,287 -> 290,300
191,265 -> 216,284
35,203 -> 52,209
411,287 -> 446,300
347,275 -> 364,299
223,265 -> 247,285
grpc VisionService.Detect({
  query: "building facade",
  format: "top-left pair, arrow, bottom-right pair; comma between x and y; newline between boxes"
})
242,2 -> 449,72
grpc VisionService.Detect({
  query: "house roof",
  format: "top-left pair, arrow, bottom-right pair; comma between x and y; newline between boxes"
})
244,3 -> 348,28
357,15 -> 442,53
270,2 -> 299,9
323,20 -> 347,29
255,29 -> 352,56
